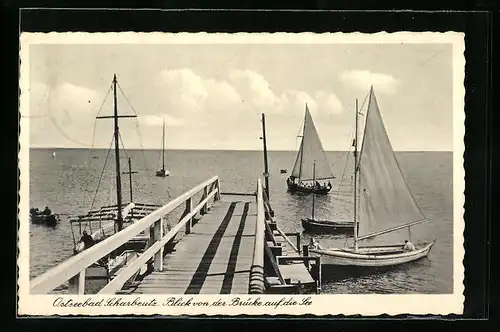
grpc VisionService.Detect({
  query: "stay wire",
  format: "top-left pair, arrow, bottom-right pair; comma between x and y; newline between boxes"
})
84,83 -> 113,209
117,82 -> 150,172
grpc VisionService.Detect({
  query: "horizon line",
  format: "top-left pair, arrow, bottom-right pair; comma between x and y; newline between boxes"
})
29,147 -> 453,153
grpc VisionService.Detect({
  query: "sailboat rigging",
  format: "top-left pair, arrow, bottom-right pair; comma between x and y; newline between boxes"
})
67,74 -> 172,292
156,116 -> 170,177
309,87 -> 435,268
286,104 -> 335,194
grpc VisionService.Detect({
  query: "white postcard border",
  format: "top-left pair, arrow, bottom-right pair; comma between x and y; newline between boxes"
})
18,31 -> 465,316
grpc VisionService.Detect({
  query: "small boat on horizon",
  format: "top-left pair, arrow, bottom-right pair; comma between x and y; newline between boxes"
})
286,104 -> 335,195
308,87 -> 435,271
155,116 -> 170,177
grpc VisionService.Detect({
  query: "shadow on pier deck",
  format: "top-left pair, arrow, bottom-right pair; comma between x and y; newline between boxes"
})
30,176 -> 320,295
131,198 -> 256,294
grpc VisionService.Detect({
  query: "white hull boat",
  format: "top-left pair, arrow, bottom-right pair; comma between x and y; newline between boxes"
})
309,88 -> 435,274
310,241 -> 435,267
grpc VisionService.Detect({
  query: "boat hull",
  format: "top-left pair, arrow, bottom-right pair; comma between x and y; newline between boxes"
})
156,169 -> 170,177
287,181 -> 331,195
310,241 -> 435,268
30,214 -> 59,227
301,218 -> 354,234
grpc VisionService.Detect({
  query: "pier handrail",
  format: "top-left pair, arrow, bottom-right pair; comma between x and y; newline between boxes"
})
249,178 -> 266,294
30,175 -> 221,294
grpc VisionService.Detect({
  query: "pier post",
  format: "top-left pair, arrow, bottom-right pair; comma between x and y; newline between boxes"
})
201,186 -> 208,214
296,233 -> 301,255
153,217 -> 164,271
215,179 -> 221,201
316,257 -> 322,294
185,197 -> 192,234
68,270 -> 86,294
302,245 -> 310,269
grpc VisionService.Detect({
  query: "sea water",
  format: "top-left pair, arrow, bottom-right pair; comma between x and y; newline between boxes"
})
27,149 -> 453,294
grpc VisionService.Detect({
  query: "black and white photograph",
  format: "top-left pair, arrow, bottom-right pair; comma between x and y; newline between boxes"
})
18,32 -> 465,316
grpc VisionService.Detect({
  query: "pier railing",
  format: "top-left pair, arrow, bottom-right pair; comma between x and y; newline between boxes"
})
30,176 -> 221,295
249,179 -> 266,294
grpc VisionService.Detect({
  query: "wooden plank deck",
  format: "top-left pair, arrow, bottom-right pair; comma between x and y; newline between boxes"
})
131,197 -> 257,294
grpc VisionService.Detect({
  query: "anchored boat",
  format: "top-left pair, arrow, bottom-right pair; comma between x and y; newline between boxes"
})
287,104 -> 335,195
155,116 -> 170,177
309,87 -> 434,270
301,161 -> 354,233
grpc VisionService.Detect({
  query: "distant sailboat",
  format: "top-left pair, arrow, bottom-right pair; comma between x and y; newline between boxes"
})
309,87 -> 435,268
52,152 -> 56,158
155,116 -> 170,177
286,104 -> 335,195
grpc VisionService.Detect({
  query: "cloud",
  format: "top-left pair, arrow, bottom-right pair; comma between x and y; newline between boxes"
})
339,70 -> 399,94
29,69 -> 344,149
29,81 -> 105,146
228,69 -> 343,116
158,68 -> 241,115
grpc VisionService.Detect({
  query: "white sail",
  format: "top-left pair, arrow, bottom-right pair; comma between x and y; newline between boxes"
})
291,105 -> 334,181
357,87 -> 426,240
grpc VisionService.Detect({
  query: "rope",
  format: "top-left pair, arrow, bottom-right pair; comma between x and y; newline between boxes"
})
83,83 -> 113,209
89,134 -> 114,212
117,82 -> 149,172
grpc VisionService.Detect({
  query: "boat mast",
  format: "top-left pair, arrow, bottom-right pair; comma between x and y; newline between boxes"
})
112,74 -> 124,231
96,74 -> 137,232
261,113 -> 270,199
353,98 -> 359,251
298,105 -> 307,182
122,157 -> 137,202
312,160 -> 316,220
162,117 -> 165,171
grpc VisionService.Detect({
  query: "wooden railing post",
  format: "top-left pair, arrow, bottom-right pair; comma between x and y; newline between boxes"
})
185,197 -> 192,234
316,257 -> 321,294
297,233 -> 301,255
201,185 -> 208,214
302,245 -> 311,270
68,270 -> 85,294
153,217 -> 164,271
215,179 -> 221,201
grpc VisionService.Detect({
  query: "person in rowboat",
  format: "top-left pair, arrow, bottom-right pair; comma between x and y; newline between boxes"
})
403,240 -> 416,251
42,206 -> 52,215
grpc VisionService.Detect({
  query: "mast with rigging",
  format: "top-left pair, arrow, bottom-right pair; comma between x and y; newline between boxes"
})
353,98 -> 359,251
95,74 -> 137,231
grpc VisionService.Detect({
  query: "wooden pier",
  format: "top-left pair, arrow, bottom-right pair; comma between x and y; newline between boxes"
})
30,176 -> 320,295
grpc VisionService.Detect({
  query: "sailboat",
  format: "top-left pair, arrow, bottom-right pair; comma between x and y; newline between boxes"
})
286,104 -> 335,195
68,74 -> 174,292
309,87 -> 435,268
301,161 -> 354,233
155,116 -> 170,177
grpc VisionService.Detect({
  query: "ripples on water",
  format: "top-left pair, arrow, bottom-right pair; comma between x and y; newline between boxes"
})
28,149 -> 453,294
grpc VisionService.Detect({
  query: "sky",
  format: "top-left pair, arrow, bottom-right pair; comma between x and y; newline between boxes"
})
27,42 -> 453,151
